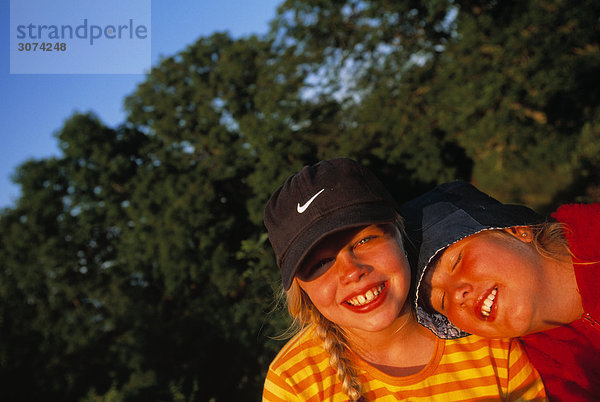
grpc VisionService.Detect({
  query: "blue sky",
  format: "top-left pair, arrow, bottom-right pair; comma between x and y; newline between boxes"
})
1,0 -> 281,209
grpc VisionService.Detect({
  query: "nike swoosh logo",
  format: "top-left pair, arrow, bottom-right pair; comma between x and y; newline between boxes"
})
297,189 -> 325,213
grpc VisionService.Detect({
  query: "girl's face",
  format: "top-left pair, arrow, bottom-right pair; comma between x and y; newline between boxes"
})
423,229 -> 545,338
296,223 -> 412,335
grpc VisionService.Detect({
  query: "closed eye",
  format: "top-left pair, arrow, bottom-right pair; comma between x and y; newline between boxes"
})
451,251 -> 462,272
439,252 -> 461,310
441,292 -> 446,312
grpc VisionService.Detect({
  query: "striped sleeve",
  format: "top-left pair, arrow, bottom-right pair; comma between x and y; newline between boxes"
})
263,367 -> 299,401
505,338 -> 547,401
262,326 -> 345,401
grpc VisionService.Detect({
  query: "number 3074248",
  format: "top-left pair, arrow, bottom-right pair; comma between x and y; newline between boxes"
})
17,42 -> 67,51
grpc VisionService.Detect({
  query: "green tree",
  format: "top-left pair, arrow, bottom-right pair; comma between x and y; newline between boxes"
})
427,0 -> 600,208
267,0 -> 600,207
0,113 -> 149,400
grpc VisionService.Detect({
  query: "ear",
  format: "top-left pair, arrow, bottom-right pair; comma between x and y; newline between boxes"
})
504,226 -> 534,243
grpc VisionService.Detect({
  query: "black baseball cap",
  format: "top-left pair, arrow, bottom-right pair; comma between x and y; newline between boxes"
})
264,158 -> 399,290
400,180 -> 544,339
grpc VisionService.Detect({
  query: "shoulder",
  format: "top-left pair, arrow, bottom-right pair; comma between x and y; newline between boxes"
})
437,336 -> 545,398
265,325 -> 332,383
445,333 -> 514,350
552,203 -> 600,222
444,335 -> 525,363
263,326 -> 340,400
267,325 -> 326,373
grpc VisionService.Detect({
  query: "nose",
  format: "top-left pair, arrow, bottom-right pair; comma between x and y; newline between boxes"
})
451,282 -> 473,306
337,253 -> 371,285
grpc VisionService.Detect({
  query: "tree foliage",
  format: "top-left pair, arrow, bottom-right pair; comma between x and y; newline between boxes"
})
1,0 -> 598,400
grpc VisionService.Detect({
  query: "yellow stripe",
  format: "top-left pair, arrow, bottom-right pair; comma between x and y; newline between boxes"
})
263,332 -> 547,401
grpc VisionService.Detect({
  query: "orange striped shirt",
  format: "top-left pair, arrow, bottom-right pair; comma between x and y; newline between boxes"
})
263,326 -> 547,401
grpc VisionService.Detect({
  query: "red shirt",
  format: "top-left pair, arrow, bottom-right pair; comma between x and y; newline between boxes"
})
521,203 -> 600,401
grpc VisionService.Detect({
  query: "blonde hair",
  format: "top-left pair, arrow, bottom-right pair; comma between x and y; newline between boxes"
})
279,216 -> 405,401
284,281 -> 362,400
528,221 -> 572,260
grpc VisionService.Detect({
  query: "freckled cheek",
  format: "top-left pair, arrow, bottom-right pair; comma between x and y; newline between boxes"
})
384,262 -> 412,301
302,281 -> 339,309
379,251 -> 410,275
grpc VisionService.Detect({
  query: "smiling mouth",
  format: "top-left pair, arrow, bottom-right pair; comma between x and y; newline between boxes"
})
345,283 -> 386,307
481,286 -> 497,317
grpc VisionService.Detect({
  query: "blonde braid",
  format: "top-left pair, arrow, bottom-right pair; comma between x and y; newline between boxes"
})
314,313 -> 362,400
283,281 -> 363,400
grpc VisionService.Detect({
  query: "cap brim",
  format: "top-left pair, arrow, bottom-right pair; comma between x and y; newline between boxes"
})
281,202 -> 397,290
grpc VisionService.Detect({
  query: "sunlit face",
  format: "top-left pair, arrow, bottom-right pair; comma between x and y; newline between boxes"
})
296,223 -> 412,334
423,229 -> 545,338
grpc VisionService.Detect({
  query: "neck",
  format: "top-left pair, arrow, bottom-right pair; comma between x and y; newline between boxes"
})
345,308 -> 437,376
534,255 -> 583,332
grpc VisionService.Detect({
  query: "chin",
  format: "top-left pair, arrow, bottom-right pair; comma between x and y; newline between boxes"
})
469,321 -> 529,339
354,311 -> 403,333
460,306 -> 533,338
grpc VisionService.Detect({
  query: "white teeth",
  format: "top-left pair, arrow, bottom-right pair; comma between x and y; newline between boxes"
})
346,284 -> 385,306
481,287 -> 497,317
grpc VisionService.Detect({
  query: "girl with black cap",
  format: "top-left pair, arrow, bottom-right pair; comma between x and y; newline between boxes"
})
262,159 -> 546,401
402,181 -> 600,400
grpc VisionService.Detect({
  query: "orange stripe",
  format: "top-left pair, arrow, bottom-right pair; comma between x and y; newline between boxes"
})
262,387 -> 288,402
294,364 -> 337,392
509,371 -> 545,401
507,348 -> 547,400
364,386 -> 396,399
265,369 -> 297,395
390,376 -> 500,398
508,347 -> 529,377
306,380 -> 344,402
437,355 -> 501,374
281,349 -> 329,378
270,336 -> 321,371
444,336 -> 499,353
359,373 -> 500,398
